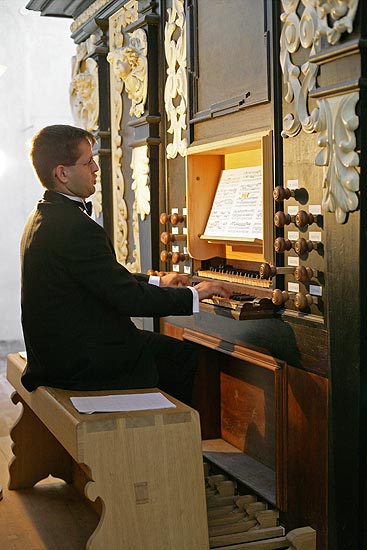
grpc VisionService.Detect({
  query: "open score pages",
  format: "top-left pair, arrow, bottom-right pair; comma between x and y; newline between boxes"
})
202,166 -> 263,242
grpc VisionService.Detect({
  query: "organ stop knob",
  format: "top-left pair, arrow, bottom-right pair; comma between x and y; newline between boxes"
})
160,232 -> 187,245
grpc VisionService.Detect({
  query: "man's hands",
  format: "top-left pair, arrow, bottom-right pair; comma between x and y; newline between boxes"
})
193,280 -> 232,301
160,272 -> 191,287
158,272 -> 231,300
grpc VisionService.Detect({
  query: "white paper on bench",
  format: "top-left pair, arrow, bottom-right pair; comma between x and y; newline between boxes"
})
70,392 -> 176,414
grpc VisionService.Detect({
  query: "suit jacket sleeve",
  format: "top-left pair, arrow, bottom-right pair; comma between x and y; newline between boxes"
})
62,217 -> 193,318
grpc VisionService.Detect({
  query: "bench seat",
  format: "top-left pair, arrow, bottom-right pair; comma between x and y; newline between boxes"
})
6,353 -> 209,550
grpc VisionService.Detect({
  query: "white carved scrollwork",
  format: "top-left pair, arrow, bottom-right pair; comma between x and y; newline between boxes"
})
107,1 -> 143,270
131,145 -> 150,221
70,34 -> 102,218
112,29 -> 148,118
313,92 -> 359,224
280,0 -> 359,222
164,0 -> 188,159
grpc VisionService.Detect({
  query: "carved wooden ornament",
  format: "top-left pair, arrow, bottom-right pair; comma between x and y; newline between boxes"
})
280,0 -> 359,223
107,1 -> 142,270
70,34 -> 102,218
164,0 -> 188,159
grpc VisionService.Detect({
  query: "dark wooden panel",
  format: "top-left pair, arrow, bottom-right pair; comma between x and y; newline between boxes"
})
162,321 -> 221,440
220,360 -> 275,470
286,365 -> 328,550
190,0 -> 269,120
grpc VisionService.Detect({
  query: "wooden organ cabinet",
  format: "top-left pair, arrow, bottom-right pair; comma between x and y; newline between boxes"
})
26,1 -> 367,549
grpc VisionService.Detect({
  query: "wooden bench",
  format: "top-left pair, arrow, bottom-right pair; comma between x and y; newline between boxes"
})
6,353 -> 210,550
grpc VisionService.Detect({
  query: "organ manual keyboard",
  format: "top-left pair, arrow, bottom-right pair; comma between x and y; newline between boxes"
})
191,266 -> 277,320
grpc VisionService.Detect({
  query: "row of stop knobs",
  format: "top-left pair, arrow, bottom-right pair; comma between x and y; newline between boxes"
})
160,212 -> 189,264
272,186 -> 320,310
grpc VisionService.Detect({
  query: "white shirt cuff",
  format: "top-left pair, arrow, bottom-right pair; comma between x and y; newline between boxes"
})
187,286 -> 200,313
148,275 -> 161,286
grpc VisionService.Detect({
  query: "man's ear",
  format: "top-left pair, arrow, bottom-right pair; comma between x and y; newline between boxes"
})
54,165 -> 68,184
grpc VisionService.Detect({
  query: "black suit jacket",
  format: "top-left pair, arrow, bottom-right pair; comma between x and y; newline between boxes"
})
20,190 -> 193,391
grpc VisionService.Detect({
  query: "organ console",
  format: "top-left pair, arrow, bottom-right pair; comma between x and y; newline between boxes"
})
25,0 -> 366,546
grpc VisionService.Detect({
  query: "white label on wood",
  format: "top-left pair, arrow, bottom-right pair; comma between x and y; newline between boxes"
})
309,231 -> 322,242
288,256 -> 299,267
309,284 -> 322,296
287,205 -> 298,215
288,282 -> 299,293
184,265 -> 191,274
172,245 -> 180,252
173,264 -> 180,272
309,204 -> 322,215
287,179 -> 298,190
288,231 -> 299,240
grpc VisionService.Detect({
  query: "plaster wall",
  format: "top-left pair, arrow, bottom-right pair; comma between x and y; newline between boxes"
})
0,0 -> 75,363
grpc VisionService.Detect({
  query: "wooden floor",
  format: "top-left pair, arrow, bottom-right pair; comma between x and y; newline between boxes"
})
0,374 -> 99,550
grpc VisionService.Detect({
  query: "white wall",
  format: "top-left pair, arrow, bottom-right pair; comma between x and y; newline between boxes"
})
0,0 -> 75,344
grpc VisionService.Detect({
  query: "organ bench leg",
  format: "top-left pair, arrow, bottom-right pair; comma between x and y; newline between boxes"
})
8,392 -> 73,489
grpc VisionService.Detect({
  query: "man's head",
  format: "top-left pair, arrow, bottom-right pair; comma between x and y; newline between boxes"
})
30,125 -> 98,199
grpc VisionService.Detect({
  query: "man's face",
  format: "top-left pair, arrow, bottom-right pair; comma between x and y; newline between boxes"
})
63,139 -> 98,199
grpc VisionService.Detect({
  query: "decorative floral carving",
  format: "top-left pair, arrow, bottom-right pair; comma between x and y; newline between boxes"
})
280,0 -> 358,138
164,0 -> 188,159
70,35 -> 99,133
131,145 -> 150,221
107,2 -> 141,269
109,29 -> 148,118
70,35 -> 102,219
313,92 -> 359,224
280,0 -> 359,222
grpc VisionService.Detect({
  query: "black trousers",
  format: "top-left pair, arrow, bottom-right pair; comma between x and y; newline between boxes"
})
139,330 -> 198,406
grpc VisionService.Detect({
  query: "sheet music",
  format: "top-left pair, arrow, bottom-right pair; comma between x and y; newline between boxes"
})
202,166 -> 263,240
70,392 -> 176,414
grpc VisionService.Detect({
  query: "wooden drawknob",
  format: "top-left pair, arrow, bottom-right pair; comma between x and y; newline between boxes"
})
274,211 -> 291,227
294,292 -> 313,310
160,250 -> 172,262
273,186 -> 293,202
259,263 -> 277,279
294,266 -> 314,282
172,252 -> 189,264
272,289 -> 289,305
160,212 -> 185,225
295,210 -> 314,228
160,232 -> 187,245
294,238 -> 317,255
274,237 -> 293,253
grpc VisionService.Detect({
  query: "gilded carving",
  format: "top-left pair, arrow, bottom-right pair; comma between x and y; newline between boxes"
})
109,29 -> 148,118
107,2 -> 141,269
280,0 -> 359,222
70,34 -> 102,218
164,0 -> 188,159
70,35 -> 99,133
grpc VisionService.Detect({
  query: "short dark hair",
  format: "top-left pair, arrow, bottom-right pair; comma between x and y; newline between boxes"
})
30,125 -> 97,189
